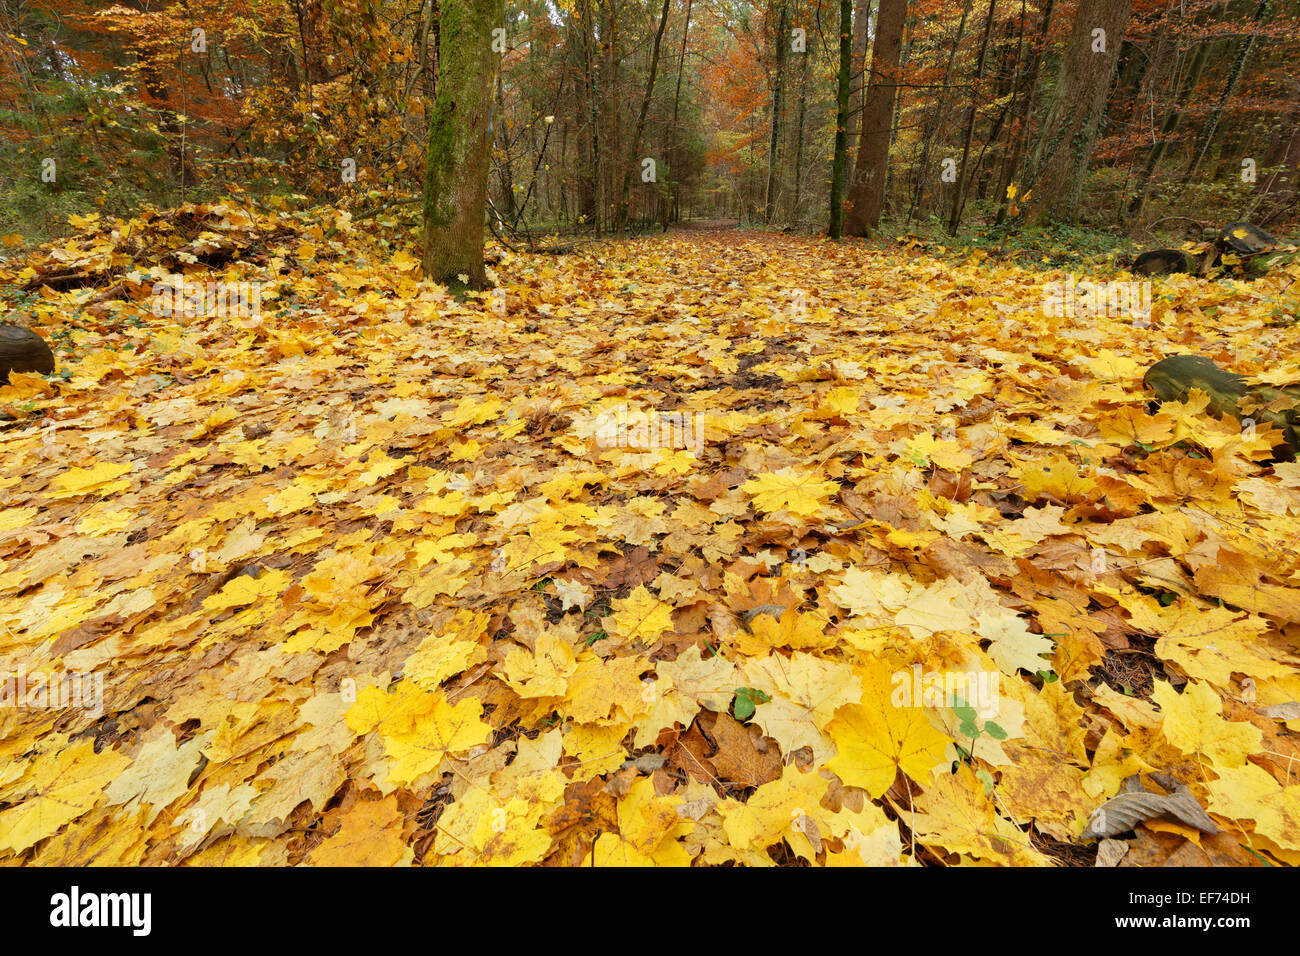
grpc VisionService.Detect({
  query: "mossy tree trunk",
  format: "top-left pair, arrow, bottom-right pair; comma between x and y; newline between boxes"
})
1144,355 -> 1299,457
827,0 -> 853,239
763,0 -> 789,225
422,0 -> 503,291
1020,0 -> 1131,225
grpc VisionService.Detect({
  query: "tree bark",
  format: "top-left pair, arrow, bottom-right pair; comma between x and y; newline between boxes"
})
845,0 -> 907,236
0,325 -> 54,384
1253,76 -> 1300,226
905,0 -> 972,225
994,0 -> 1053,224
617,0 -> 672,233
1126,26 -> 1211,221
1180,0 -> 1271,183
845,0 -> 872,170
422,0 -> 503,290
1020,0 -> 1132,225
828,0 -> 854,238
765,0 -> 790,223
575,0 -> 601,231
946,0 -> 997,235
792,43 -> 810,221
668,0 -> 694,224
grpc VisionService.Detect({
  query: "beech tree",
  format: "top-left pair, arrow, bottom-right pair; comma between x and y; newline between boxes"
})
845,0 -> 907,236
3,0 -> 1297,242
422,0 -> 503,290
828,0 -> 853,239
1019,0 -> 1132,224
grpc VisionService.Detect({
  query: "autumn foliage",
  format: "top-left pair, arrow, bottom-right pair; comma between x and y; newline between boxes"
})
1,205 -> 1299,865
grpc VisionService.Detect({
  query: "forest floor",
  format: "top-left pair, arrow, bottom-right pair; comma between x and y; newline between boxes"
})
1,207 -> 1299,866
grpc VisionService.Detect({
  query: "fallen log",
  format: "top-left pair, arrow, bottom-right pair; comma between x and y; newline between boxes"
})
0,325 -> 55,384
1218,221 -> 1278,255
1143,354 -> 1299,457
1131,249 -> 1191,275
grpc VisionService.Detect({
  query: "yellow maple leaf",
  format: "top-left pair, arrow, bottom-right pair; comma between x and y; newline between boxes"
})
308,795 -> 407,866
48,462 -> 133,498
389,249 -> 419,272
740,607 -> 833,653
742,467 -> 839,518
976,609 -> 1055,676
433,787 -> 556,866
741,653 -> 861,761
346,684 -> 491,785
440,395 -> 504,428
501,631 -> 578,698
1153,680 -> 1262,768
1017,453 -> 1098,503
0,741 -> 131,854
719,765 -> 832,862
202,568 -> 290,611
1097,404 -> 1175,446
188,406 -> 237,439
905,432 -> 973,471
911,763 -> 1051,865
564,654 -> 651,724
1089,351 -> 1144,382
607,585 -> 674,644
1193,551 -> 1300,624
826,660 -> 951,798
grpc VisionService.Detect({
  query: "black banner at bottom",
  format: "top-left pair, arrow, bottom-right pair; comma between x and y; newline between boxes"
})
0,864 -> 1275,944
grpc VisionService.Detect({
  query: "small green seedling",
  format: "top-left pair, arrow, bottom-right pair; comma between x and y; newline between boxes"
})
732,686 -> 771,721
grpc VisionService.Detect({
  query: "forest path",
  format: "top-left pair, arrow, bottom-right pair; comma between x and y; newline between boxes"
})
0,218 -> 1297,865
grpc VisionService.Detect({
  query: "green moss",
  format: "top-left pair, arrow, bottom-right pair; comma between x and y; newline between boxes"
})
420,0 -> 504,289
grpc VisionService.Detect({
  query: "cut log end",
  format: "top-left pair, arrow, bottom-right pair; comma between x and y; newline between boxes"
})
1218,221 -> 1278,256
1144,354 -> 1299,458
0,325 -> 56,384
1131,249 -> 1191,276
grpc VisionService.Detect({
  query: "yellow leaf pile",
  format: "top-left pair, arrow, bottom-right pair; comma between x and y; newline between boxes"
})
1,214 -> 1299,866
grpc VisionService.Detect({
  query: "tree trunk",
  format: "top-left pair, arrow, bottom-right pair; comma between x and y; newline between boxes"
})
975,10 -> 1023,201
418,0 -> 439,109
845,0 -> 872,170
882,3 -> 915,205
1020,0 -> 1132,225
1180,0 -> 1271,183
905,0 -> 972,226
845,0 -> 907,236
0,325 -> 55,384
828,0 -> 854,238
1145,355 -> 1299,458
765,0 -> 790,223
793,46 -> 810,222
293,0 -> 329,88
1253,76 -> 1300,226
994,0 -> 1053,224
422,0 -> 502,290
603,0 -> 620,234
617,0 -> 672,233
668,0 -> 694,224
496,71 -> 517,226
575,0 -> 601,231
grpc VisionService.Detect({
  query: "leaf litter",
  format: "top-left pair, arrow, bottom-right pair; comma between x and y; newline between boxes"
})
1,206 -> 1299,866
